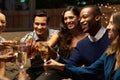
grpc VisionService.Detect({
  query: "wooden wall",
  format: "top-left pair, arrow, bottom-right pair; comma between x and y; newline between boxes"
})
3,5 -> 120,32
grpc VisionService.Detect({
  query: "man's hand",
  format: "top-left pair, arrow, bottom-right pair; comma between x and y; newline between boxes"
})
44,59 -> 65,71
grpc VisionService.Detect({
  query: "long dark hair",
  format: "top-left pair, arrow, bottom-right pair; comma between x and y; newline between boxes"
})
57,6 -> 81,58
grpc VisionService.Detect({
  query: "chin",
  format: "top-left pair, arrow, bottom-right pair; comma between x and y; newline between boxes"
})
36,32 -> 43,35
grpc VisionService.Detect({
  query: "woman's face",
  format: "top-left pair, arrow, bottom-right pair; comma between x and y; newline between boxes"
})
0,13 -> 6,33
64,11 -> 79,30
106,16 -> 117,40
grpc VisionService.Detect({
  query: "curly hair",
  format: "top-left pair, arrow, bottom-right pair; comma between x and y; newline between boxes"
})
57,6 -> 82,58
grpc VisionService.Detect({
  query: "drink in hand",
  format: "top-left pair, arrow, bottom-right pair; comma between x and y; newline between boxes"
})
36,42 -> 49,62
36,42 -> 49,75
18,51 -> 27,69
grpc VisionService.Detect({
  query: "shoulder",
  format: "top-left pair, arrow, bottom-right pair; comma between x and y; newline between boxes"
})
49,28 -> 59,33
21,31 -> 35,42
77,36 -> 89,44
48,28 -> 59,38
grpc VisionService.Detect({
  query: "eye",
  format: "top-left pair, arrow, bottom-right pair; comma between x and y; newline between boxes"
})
69,16 -> 74,19
0,20 -> 6,25
41,23 -> 46,26
35,22 -> 39,26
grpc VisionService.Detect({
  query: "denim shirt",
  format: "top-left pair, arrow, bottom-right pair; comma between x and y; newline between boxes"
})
21,28 -> 59,42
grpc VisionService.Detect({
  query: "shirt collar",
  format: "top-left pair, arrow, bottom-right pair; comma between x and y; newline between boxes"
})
33,29 -> 49,41
88,26 -> 106,42
32,30 -> 40,41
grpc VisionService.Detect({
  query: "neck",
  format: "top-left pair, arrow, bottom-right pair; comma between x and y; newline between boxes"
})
70,27 -> 84,37
38,30 -> 48,41
89,25 -> 101,37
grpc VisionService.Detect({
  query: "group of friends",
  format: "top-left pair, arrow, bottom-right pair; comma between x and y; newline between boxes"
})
0,4 -> 120,80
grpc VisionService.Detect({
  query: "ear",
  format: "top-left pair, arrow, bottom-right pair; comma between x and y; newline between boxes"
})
95,15 -> 101,21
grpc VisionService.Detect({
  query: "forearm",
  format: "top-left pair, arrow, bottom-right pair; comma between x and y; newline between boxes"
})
0,61 -> 5,76
54,63 -> 65,71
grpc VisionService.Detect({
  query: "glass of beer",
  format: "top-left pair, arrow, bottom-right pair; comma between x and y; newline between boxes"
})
36,42 -> 49,75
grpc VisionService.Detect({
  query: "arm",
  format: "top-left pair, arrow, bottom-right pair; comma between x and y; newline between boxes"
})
0,54 -> 16,76
45,54 -> 105,80
0,61 -> 5,76
47,32 -> 59,47
45,54 -> 104,74
44,59 -> 65,71
45,32 -> 59,59
64,54 -> 105,78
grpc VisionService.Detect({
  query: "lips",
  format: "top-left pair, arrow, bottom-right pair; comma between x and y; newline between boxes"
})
81,23 -> 87,28
80,23 -> 88,32
67,22 -> 74,27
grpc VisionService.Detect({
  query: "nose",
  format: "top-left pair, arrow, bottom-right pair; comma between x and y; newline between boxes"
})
66,18 -> 72,24
80,18 -> 84,24
106,24 -> 111,30
37,24 -> 44,29
106,24 -> 112,32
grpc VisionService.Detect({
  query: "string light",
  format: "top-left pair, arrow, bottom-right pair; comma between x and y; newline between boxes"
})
98,4 -> 120,27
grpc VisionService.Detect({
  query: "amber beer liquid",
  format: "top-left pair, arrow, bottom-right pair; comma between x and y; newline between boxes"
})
36,42 -> 48,62
40,48 -> 49,62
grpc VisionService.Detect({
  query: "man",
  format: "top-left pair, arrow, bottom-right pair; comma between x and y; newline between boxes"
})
20,10 -> 59,80
21,10 -> 58,80
37,5 -> 111,80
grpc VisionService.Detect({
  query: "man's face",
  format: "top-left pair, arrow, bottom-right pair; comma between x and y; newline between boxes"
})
80,8 -> 96,33
33,16 -> 48,36
0,13 -> 6,33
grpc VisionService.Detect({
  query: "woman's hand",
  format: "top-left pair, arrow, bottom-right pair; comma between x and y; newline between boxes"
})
36,42 -> 58,60
0,54 -> 16,62
44,59 -> 65,71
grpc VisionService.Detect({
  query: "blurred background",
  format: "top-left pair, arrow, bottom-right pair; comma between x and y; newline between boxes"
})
0,0 -> 120,39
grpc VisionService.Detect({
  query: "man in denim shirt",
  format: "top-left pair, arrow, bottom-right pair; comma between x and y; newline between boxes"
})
21,10 -> 58,80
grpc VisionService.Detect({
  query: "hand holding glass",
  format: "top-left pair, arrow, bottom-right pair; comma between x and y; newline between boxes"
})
36,42 -> 49,75
17,43 -> 27,69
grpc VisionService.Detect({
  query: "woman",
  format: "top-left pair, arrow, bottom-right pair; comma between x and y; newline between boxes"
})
47,6 -> 87,58
0,10 -> 16,77
36,6 -> 87,80
44,12 -> 120,80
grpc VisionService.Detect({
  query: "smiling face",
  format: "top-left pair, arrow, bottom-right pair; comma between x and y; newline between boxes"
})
80,6 -> 101,36
64,10 -> 79,30
0,13 -> 6,33
80,8 -> 96,33
33,16 -> 48,36
106,15 -> 117,40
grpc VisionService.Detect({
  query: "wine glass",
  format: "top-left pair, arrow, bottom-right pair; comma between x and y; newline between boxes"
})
17,42 -> 27,69
0,41 -> 18,62
25,36 -> 35,59
36,42 -> 49,75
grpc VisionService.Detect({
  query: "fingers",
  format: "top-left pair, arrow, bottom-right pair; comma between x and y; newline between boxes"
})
18,69 -> 31,80
26,39 -> 36,58
0,54 -> 16,62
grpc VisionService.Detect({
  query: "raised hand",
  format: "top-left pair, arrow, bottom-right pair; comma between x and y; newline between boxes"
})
0,54 -> 16,62
36,42 -> 57,60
